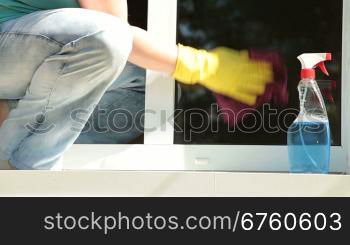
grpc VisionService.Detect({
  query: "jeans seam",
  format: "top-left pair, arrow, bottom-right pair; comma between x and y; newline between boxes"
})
0,28 -> 109,47
0,31 -> 65,47
9,60 -> 68,162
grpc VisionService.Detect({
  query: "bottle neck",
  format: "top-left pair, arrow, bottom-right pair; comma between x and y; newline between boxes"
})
301,69 -> 316,79
297,79 -> 328,119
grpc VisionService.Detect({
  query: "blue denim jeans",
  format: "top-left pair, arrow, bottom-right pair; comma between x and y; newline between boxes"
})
0,8 -> 145,170
75,62 -> 145,145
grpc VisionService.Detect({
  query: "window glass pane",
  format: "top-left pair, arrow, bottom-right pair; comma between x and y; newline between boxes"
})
175,0 -> 342,146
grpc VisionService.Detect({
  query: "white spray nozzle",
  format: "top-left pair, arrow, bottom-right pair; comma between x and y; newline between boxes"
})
298,53 -> 332,69
298,53 -> 332,79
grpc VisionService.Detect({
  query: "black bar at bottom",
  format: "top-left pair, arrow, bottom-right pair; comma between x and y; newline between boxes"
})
0,198 -> 349,243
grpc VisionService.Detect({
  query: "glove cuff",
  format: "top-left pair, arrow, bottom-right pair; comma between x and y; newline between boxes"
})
173,44 -> 218,85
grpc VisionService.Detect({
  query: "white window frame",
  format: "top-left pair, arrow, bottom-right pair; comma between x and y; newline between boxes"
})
63,0 -> 350,173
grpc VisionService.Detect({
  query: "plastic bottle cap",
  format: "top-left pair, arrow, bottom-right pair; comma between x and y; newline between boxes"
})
301,69 -> 316,79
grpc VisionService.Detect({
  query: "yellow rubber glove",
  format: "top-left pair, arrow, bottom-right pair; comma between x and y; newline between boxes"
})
173,44 -> 274,106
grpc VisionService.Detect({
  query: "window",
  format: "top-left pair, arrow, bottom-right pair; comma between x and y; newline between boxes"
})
175,0 -> 342,146
66,0 -> 349,173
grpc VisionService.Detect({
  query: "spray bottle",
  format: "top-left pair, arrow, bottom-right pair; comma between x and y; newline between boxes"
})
287,53 -> 332,173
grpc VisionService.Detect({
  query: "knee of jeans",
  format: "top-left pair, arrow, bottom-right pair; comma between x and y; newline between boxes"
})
89,22 -> 133,73
65,19 -> 133,81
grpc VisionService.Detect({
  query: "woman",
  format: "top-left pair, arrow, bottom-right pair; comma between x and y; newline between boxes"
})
0,0 -> 273,170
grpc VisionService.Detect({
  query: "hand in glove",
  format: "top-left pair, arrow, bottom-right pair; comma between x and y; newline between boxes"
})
173,44 -> 273,106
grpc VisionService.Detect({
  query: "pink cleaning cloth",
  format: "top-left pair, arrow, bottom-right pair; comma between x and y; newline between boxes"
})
215,49 -> 288,127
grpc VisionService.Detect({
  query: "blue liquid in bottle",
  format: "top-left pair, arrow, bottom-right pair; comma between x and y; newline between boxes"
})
287,121 -> 330,173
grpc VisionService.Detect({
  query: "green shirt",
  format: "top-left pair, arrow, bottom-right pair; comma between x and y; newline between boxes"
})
0,0 -> 80,24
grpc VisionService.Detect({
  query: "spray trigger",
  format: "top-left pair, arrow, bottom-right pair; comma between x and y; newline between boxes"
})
317,62 -> 329,76
298,53 -> 332,79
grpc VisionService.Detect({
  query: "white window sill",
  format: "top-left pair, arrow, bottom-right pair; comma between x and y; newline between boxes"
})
0,171 -> 349,197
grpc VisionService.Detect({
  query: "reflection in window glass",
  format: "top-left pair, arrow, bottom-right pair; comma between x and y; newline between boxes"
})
175,0 -> 342,146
